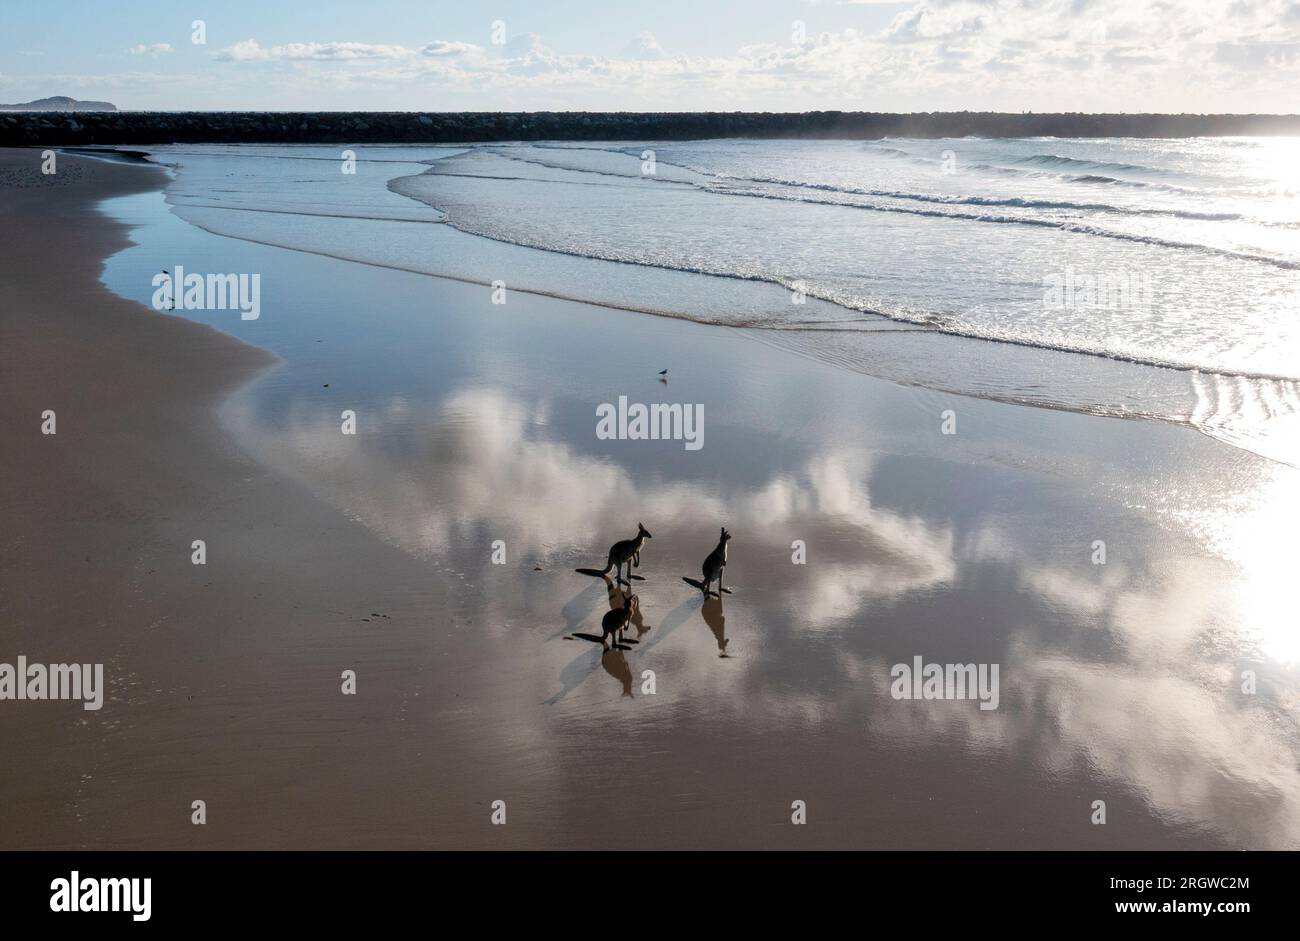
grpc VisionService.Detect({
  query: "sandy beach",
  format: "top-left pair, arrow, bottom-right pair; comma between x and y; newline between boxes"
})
2,148 -> 1297,850
0,150 -> 490,848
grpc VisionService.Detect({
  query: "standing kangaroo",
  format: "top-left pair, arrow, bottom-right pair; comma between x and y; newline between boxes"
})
601,593 -> 638,648
601,522 -> 652,586
700,527 -> 731,597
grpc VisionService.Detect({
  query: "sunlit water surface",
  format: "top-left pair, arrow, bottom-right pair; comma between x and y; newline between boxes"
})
138,138 -> 1300,467
96,177 -> 1300,848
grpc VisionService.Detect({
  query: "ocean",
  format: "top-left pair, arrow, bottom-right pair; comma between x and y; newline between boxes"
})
136,136 -> 1300,466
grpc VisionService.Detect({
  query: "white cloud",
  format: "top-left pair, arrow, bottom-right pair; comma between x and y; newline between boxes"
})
214,39 -> 266,62
128,43 -> 174,57
420,40 -> 481,58
215,39 -> 409,62
623,32 -> 666,60
202,2 -> 1300,112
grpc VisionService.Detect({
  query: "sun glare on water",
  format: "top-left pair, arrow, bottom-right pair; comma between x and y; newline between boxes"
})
1214,466 -> 1300,664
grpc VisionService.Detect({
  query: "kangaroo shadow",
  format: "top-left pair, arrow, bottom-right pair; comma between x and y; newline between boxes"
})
577,567 -> 645,585
546,633 -> 634,705
635,594 -> 700,656
626,591 -> 651,640
565,581 -> 640,650
606,584 -> 645,645
570,631 -> 634,652
682,576 -> 731,599
544,643 -> 604,705
701,595 -> 731,658
601,649 -> 634,697
551,573 -> 614,641
546,582 -> 639,705
634,587 -> 732,659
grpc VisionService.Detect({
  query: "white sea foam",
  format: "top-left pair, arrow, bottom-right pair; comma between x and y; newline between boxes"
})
139,138 -> 1300,465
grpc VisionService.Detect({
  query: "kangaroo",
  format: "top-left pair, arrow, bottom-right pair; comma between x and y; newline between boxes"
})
601,593 -> 638,648
700,527 -> 731,597
600,522 -> 652,586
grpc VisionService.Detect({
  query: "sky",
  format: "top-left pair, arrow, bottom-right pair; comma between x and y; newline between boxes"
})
1,0 -> 1299,113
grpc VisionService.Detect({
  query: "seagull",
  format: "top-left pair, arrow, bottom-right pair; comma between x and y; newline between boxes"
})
658,369 -> 668,376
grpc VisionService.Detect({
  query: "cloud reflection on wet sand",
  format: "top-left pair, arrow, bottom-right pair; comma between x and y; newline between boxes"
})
223,382 -> 1300,848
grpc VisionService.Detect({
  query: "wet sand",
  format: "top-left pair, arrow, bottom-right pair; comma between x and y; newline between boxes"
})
0,151 -> 494,848
2,148 -> 1298,849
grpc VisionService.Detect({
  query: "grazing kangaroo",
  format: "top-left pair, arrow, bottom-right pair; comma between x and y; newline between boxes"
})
700,527 -> 731,597
601,593 -> 638,648
601,522 -> 652,586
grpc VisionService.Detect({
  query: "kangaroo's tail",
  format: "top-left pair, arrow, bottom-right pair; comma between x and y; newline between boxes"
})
599,557 -> 614,575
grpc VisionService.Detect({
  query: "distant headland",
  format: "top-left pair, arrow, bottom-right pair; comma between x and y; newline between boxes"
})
3,110 -> 1299,145
0,96 -> 117,113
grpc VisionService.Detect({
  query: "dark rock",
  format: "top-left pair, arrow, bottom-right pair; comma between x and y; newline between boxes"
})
4,111 -> 1299,147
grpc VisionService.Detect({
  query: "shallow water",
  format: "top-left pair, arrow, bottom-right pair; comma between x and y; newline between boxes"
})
98,183 -> 1300,848
130,139 -> 1300,467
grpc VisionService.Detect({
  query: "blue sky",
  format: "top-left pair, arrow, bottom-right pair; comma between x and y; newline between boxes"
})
2,0 -> 1299,112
